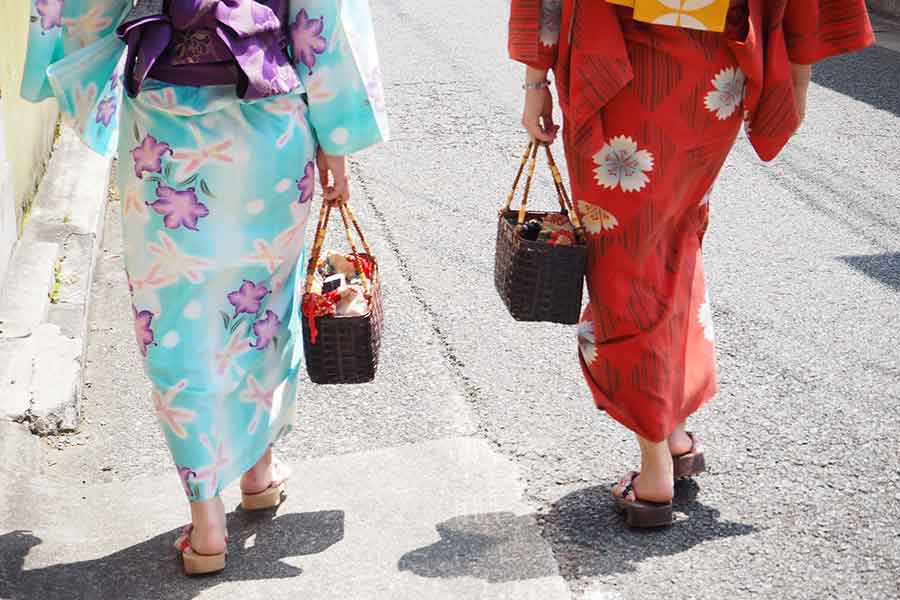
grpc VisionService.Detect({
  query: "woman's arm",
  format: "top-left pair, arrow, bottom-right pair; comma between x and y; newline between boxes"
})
513,1 -> 561,143
790,63 -> 811,124
287,0 -> 389,202
782,1 -> 872,126
21,0 -> 130,155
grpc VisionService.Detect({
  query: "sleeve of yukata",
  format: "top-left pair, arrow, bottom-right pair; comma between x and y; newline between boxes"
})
21,0 -> 129,155
782,0 -> 875,65
508,0 -> 560,70
287,0 -> 390,155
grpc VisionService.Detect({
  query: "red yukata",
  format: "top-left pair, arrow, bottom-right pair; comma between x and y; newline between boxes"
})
508,0 -> 874,442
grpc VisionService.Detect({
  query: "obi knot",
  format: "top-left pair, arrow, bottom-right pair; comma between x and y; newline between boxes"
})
117,0 -> 301,100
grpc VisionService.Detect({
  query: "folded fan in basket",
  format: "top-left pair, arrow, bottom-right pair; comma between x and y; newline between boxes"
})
494,141 -> 587,325
301,201 -> 383,385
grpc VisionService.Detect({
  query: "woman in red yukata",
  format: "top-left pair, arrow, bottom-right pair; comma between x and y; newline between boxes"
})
509,0 -> 874,527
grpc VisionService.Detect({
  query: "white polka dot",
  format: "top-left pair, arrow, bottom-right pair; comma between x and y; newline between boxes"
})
246,199 -> 264,215
330,128 -> 349,146
161,331 -> 180,348
275,179 -> 292,193
183,301 -> 203,320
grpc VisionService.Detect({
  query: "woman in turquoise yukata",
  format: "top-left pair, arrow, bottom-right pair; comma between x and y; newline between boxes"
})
23,0 -> 388,574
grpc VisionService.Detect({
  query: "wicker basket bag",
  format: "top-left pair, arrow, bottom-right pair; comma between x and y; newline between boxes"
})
301,200 -> 383,384
494,141 -> 587,324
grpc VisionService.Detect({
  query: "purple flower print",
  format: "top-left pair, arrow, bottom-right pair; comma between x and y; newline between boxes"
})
133,306 -> 155,356
148,184 -> 209,231
290,9 -> 327,73
35,0 -> 64,30
177,466 -> 198,499
109,68 -> 120,91
227,280 -> 270,317
131,135 -> 171,179
251,310 -> 281,350
297,161 -> 315,204
95,96 -> 116,127
365,67 -> 386,113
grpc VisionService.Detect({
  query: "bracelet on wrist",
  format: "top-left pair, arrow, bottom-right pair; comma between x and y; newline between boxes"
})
522,80 -> 551,91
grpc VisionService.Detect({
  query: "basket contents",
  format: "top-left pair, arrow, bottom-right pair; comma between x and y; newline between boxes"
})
520,213 -> 577,245
304,250 -> 373,320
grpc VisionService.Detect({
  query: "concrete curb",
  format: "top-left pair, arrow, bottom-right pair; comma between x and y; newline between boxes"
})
0,126 -> 111,435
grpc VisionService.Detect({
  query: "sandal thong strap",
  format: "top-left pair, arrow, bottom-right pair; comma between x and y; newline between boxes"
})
616,471 -> 640,502
174,524 -> 229,554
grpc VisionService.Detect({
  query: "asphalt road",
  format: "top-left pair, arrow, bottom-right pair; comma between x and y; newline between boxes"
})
3,2 -> 899,599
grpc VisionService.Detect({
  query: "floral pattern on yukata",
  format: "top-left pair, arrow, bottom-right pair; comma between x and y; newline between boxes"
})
23,0 -> 388,502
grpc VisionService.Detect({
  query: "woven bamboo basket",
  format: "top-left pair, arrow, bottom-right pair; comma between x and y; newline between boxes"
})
302,201 -> 382,384
494,141 -> 587,325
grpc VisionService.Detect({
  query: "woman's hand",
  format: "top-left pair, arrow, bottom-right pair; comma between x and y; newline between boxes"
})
316,148 -> 350,204
522,67 -> 559,144
791,63 -> 812,124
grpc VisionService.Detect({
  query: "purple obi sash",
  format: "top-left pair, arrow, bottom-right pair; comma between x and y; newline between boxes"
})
117,0 -> 301,100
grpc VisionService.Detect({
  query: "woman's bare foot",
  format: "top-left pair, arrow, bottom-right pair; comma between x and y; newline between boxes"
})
240,448 -> 291,495
612,436 -> 674,504
667,422 -> 695,457
188,496 -> 227,555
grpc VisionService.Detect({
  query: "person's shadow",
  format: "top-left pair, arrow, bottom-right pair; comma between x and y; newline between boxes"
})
0,507 -> 344,600
399,480 -> 756,584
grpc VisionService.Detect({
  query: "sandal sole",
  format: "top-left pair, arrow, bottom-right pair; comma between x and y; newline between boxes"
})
182,551 -> 226,575
615,497 -> 674,528
241,483 -> 286,511
673,451 -> 706,480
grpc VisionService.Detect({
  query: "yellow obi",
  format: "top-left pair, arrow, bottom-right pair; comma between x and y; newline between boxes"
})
607,0 -> 730,32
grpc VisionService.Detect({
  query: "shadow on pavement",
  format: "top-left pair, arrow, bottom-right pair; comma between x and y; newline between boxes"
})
399,480 -> 755,584
813,46 -> 900,116
398,512 -> 558,583
839,252 -> 900,292
0,508 -> 344,600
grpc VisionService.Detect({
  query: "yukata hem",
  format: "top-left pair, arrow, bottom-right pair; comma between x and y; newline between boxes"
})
172,378 -> 297,504
578,352 -> 717,443
207,423 -> 290,503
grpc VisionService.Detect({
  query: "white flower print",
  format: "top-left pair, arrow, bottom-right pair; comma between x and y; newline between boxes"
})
705,67 -> 746,120
578,319 -> 598,364
593,136 -> 654,193
698,291 -> 715,343
578,200 -> 619,234
539,0 -> 562,47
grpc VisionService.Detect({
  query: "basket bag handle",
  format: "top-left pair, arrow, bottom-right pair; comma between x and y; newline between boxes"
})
303,198 -> 376,344
501,140 -> 584,235
304,199 -> 374,298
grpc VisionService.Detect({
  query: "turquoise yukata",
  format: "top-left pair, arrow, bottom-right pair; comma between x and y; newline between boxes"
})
23,0 -> 388,502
